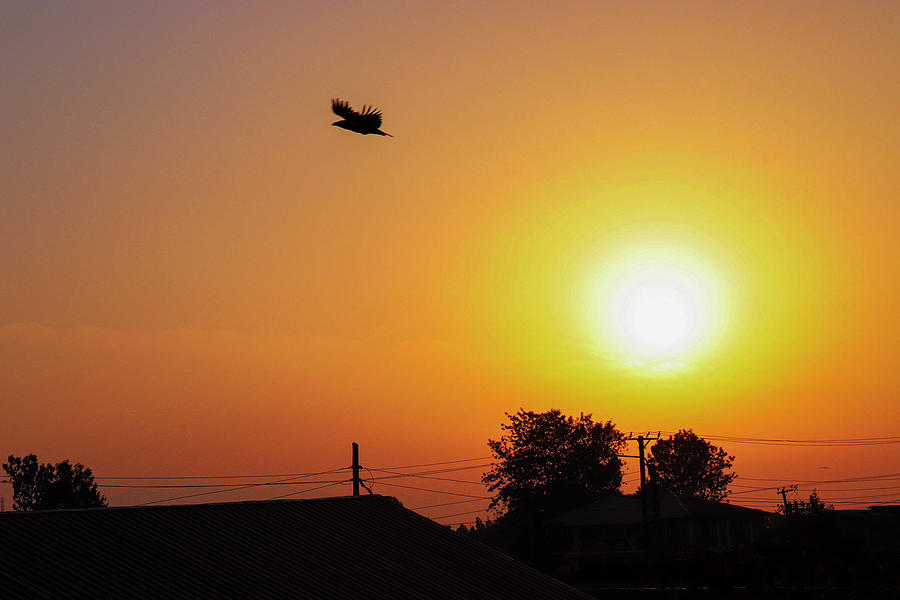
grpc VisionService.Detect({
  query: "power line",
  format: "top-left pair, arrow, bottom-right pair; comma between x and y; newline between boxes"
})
92,469 -> 348,480
134,467 -> 346,506
736,472 -> 900,484
134,479 -> 294,506
738,490 -> 900,502
736,498 -> 900,506
730,483 -> 783,489
94,479 -> 348,489
395,463 -> 493,475
358,464 -> 492,486
793,484 -> 900,492
805,491 -> 900,501
265,480 -> 348,501
431,507 -> 492,520
20,432 -> 893,485
732,484 -> 900,495
367,457 -> 492,471
711,440 -> 900,447
374,481 -> 491,500
704,434 -> 900,443
673,433 -> 900,447
362,463 -> 492,481
0,462 -> 488,485
729,485 -> 784,496
369,468 -> 485,486
0,467 -> 350,484
825,499 -> 900,505
408,498 -> 486,510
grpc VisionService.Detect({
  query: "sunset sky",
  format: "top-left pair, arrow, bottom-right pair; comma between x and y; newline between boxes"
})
2,1 -> 898,519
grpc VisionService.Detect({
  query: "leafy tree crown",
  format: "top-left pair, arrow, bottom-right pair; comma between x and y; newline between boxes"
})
647,429 -> 736,501
483,409 -> 625,517
3,454 -> 107,511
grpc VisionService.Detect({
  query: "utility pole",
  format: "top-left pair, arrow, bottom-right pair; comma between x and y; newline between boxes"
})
352,442 -> 360,497
647,464 -> 661,521
627,433 -> 660,499
627,432 -> 660,555
638,436 -> 647,490
777,484 -> 797,514
638,435 -> 648,532
647,463 -> 662,565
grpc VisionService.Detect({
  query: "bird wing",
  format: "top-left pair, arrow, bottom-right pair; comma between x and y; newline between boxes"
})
356,104 -> 383,128
331,98 -> 358,119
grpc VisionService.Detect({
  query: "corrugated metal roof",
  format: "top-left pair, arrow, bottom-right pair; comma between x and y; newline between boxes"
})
0,494 -> 592,599
548,492 -> 769,527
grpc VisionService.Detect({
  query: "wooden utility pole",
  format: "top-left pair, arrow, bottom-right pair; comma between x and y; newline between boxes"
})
627,432 -> 660,554
352,442 -> 360,497
777,484 -> 797,514
638,436 -> 648,525
647,464 -> 661,521
627,433 -> 661,498
627,432 -> 661,491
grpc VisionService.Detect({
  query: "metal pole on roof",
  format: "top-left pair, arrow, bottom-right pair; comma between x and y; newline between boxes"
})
352,442 -> 360,497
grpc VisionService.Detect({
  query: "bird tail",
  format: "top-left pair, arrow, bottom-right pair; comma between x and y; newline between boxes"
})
378,130 -> 393,137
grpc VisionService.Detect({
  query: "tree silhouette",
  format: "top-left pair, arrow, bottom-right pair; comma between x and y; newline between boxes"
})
778,491 -> 834,516
483,409 -> 625,518
646,429 -> 735,501
3,454 -> 107,511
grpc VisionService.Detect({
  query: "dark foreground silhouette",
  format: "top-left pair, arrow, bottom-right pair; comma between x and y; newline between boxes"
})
331,98 -> 392,136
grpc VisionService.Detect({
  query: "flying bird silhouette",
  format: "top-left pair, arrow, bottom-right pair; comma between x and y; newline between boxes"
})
331,98 -> 392,137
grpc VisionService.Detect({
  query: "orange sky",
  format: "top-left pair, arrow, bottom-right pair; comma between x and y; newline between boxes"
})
1,1 -> 897,518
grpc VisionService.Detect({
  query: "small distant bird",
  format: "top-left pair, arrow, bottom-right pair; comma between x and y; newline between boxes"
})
331,98 -> 392,137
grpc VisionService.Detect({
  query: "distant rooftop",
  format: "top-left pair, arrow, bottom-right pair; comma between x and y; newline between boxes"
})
0,495 -> 591,599
549,491 -> 770,527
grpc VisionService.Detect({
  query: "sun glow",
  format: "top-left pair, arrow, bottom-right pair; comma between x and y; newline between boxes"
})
589,247 -> 725,366
614,269 -> 706,355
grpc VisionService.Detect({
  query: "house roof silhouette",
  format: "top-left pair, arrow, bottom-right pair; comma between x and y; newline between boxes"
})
548,491 -> 769,527
0,494 -> 592,599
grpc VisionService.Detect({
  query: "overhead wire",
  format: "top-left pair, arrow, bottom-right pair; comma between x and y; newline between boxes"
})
92,470 -> 347,480
7,444 -> 897,511
366,463 -> 492,478
93,479 -> 349,489
663,432 -> 900,447
0,461 -> 490,486
408,498 -> 487,510
368,468 -> 485,486
374,481 -> 491,499
133,467 -> 348,506
431,507 -> 493,520
265,480 -> 348,501
735,472 -> 900,484
361,467 -> 377,495
366,457 -> 492,471
791,484 -> 900,492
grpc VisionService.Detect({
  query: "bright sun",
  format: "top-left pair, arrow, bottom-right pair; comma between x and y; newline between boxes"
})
589,248 -> 723,365
613,271 -> 705,355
